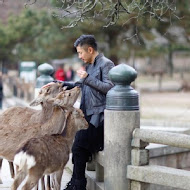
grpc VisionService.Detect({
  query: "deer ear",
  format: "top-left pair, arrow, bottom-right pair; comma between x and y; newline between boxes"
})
29,98 -> 42,106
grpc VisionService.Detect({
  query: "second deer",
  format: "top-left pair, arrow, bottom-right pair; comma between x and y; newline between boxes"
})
11,106 -> 88,190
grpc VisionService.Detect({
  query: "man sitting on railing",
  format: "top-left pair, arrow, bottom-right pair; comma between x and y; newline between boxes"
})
44,35 -> 115,190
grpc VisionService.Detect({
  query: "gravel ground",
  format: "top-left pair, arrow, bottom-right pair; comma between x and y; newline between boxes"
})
0,159 -> 72,189
140,91 -> 190,124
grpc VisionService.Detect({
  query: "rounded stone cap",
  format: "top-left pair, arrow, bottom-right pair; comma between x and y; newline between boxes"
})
38,63 -> 54,75
108,63 -> 137,85
36,63 -> 54,88
106,63 -> 139,111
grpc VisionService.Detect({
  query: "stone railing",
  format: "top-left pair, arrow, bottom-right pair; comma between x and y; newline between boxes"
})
86,63 -> 190,190
87,123 -> 190,190
127,128 -> 190,190
87,128 -> 190,190
86,63 -> 140,190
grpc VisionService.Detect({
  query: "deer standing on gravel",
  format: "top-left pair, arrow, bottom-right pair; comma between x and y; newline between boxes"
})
11,106 -> 88,190
0,84 -> 80,183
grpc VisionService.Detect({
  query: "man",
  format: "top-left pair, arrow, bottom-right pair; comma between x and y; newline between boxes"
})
48,35 -> 114,190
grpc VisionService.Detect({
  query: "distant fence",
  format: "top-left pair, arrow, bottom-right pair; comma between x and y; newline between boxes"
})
3,74 -> 35,102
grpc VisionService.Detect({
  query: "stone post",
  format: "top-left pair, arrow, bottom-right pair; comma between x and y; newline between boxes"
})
104,63 -> 140,190
35,63 -> 54,98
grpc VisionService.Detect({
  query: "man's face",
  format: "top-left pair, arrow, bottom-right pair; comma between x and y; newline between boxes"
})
76,45 -> 93,64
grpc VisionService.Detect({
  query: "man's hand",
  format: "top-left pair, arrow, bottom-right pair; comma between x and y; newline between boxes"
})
77,70 -> 88,79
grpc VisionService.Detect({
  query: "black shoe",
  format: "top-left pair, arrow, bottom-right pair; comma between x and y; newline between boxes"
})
63,179 -> 74,190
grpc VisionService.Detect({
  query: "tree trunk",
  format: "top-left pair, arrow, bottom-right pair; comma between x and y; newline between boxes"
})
168,47 -> 174,77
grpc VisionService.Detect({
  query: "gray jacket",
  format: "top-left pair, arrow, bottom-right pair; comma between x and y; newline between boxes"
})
64,53 -> 114,118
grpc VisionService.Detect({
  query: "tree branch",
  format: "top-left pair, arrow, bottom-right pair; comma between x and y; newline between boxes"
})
25,0 -> 179,36
25,0 -> 37,8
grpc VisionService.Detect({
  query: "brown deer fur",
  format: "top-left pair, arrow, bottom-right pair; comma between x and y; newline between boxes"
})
11,107 -> 88,190
0,84 -> 80,183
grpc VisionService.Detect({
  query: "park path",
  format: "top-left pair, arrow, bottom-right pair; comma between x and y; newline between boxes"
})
0,159 -> 72,189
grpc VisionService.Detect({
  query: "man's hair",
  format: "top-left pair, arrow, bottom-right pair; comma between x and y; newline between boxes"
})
74,35 -> 98,51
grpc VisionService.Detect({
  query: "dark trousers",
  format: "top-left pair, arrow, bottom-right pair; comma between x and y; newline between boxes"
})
71,122 -> 104,181
72,145 -> 90,180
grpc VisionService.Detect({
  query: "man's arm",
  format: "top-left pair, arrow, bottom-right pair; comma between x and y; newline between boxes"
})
84,62 -> 114,94
41,80 -> 83,90
63,81 -> 82,89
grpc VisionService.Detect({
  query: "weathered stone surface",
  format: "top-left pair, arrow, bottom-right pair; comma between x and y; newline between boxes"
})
133,128 -> 190,149
104,110 -> 140,190
86,171 -> 104,190
131,181 -> 150,190
127,165 -> 190,190
131,149 -> 149,166
95,151 -> 104,166
96,163 -> 104,182
131,138 -> 149,148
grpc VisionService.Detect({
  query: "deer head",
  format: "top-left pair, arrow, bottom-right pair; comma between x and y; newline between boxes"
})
50,86 -> 81,107
30,83 -> 64,106
72,108 -> 88,130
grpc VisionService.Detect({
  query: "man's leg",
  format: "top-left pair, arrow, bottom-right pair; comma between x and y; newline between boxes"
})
64,139 -> 90,190
72,142 -> 90,189
64,122 -> 101,190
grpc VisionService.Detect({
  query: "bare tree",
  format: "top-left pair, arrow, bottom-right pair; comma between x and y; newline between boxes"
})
24,0 -> 178,28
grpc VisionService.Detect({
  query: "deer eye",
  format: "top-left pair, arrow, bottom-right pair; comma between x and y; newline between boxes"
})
46,88 -> 51,94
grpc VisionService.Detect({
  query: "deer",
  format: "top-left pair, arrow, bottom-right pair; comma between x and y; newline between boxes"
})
11,106 -> 88,190
0,83 -> 80,183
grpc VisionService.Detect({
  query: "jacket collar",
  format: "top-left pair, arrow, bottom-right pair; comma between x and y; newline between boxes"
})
93,53 -> 103,65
